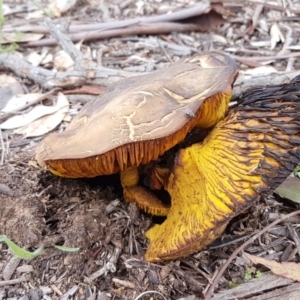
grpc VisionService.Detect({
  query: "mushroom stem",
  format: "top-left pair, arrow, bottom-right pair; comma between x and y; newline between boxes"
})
120,166 -> 139,188
121,167 -> 170,216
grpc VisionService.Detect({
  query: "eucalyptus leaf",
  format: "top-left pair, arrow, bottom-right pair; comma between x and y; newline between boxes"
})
54,245 -> 80,252
275,177 -> 300,204
0,235 -> 43,259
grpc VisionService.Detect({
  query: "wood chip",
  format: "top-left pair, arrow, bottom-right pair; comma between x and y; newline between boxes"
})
17,264 -> 34,273
112,278 -> 135,289
212,272 -> 294,300
59,285 -> 79,300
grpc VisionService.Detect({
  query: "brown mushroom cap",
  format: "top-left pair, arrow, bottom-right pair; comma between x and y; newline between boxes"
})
35,51 -> 238,177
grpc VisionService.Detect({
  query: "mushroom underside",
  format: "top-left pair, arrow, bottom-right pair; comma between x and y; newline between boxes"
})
145,75 -> 300,262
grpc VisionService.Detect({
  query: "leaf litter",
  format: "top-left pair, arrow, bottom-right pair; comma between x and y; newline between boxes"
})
1,93 -> 70,138
1,0 -> 300,299
244,252 -> 300,282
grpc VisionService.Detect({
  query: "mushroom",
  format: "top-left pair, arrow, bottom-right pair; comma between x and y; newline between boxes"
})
145,75 -> 300,261
35,51 -> 238,216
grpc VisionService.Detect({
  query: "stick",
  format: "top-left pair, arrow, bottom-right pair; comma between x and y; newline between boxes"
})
45,18 -> 84,65
4,2 -> 211,34
25,22 -> 212,47
0,276 -> 27,287
0,53 -> 136,89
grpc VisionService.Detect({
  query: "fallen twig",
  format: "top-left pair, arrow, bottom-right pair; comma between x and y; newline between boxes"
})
249,3 -> 264,34
16,1 -> 230,47
44,18 -> 96,70
25,22 -> 216,47
247,0 -> 286,11
230,52 -> 300,63
86,247 -> 121,281
0,276 -> 28,287
0,53 -> 136,89
4,2 -> 212,34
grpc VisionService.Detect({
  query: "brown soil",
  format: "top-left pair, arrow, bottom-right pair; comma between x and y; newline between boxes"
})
0,146 -> 269,299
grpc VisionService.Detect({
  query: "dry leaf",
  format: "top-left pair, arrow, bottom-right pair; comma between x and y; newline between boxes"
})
250,40 -> 271,47
48,0 -> 77,17
53,42 -> 82,71
53,51 -> 74,71
0,74 -> 17,86
55,0 -> 77,13
63,113 -> 72,122
212,34 -> 227,45
275,177 -> 300,204
25,10 -> 46,20
63,85 -> 107,95
14,108 -> 68,137
2,32 -> 44,44
3,4 -> 11,16
241,66 -> 277,76
40,53 -> 54,66
26,52 -> 48,67
244,252 -> 300,282
259,19 -> 269,32
270,23 -> 285,50
0,93 -> 69,129
0,77 -> 24,110
13,93 -> 70,137
185,8 -> 226,32
1,93 -> 44,113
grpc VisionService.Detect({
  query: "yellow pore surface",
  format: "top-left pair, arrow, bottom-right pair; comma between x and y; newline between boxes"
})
145,115 -> 283,262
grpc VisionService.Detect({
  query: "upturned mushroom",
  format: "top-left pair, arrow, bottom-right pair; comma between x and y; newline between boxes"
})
145,75 -> 300,261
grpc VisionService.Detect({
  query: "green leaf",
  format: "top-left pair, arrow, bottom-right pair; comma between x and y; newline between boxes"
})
229,282 -> 240,289
0,235 -> 43,259
54,245 -> 80,252
293,164 -> 300,176
244,273 -> 252,281
255,270 -> 262,278
275,177 -> 300,204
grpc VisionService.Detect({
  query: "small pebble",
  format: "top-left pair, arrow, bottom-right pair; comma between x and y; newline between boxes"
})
0,183 -> 14,196
40,286 -> 53,295
17,265 -> 33,273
